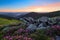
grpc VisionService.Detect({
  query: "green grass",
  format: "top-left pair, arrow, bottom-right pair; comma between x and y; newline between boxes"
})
0,18 -> 20,26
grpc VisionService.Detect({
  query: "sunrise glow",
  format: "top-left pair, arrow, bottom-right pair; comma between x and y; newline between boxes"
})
0,0 -> 60,12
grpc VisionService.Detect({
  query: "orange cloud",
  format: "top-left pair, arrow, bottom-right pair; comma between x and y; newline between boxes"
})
0,2 -> 60,12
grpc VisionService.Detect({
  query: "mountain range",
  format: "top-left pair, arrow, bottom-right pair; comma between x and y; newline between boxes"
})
21,11 -> 60,19
0,12 -> 28,19
0,11 -> 60,19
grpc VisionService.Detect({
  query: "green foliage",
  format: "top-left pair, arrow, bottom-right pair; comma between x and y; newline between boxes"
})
0,18 -> 20,26
30,29 -> 50,40
30,33 -> 50,40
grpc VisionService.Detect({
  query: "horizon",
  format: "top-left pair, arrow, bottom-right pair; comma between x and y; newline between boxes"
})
0,10 -> 60,13
0,0 -> 60,12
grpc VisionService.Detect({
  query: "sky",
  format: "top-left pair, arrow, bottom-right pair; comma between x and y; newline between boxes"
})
0,0 -> 60,12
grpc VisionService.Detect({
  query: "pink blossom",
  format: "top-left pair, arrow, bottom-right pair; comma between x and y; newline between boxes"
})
25,30 -> 29,33
23,37 -> 28,40
27,38 -> 33,40
9,37 -> 13,40
52,25 -> 60,30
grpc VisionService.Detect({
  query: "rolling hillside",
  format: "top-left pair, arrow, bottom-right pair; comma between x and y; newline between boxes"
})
0,11 -> 60,19
19,11 -> 60,19
0,18 -> 20,26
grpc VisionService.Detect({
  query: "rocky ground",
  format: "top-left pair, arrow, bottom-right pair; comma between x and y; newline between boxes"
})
0,17 -> 60,40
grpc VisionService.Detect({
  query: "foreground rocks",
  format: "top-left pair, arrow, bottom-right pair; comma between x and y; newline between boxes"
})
0,16 -> 60,40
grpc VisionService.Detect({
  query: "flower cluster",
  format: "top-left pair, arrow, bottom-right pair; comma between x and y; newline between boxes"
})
4,35 -> 32,40
14,28 -> 30,35
51,25 -> 60,30
46,25 -> 60,37
3,28 -> 32,40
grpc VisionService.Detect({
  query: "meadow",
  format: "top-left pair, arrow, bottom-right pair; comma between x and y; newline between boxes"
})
0,18 -> 20,26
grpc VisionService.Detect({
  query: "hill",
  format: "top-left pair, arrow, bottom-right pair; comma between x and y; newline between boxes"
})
0,11 -> 60,19
0,18 -> 20,26
19,11 -> 60,19
0,12 -> 27,19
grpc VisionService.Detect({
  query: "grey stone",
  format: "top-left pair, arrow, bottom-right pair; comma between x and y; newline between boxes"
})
56,36 -> 60,40
26,24 -> 37,31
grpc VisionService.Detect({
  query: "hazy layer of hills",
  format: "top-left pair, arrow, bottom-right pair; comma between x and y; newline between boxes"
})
0,11 -> 60,19
0,12 -> 28,19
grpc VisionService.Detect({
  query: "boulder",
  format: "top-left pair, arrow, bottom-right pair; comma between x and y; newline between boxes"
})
56,36 -> 60,40
26,24 -> 37,31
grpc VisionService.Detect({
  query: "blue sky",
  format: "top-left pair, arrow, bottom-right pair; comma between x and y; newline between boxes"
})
0,0 -> 60,12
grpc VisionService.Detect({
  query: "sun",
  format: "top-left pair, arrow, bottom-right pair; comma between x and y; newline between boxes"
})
32,8 -> 43,12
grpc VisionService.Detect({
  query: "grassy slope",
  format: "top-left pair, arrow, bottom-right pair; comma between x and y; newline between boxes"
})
0,18 -> 20,26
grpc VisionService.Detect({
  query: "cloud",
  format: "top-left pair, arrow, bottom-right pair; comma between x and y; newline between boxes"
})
0,2 -> 60,12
